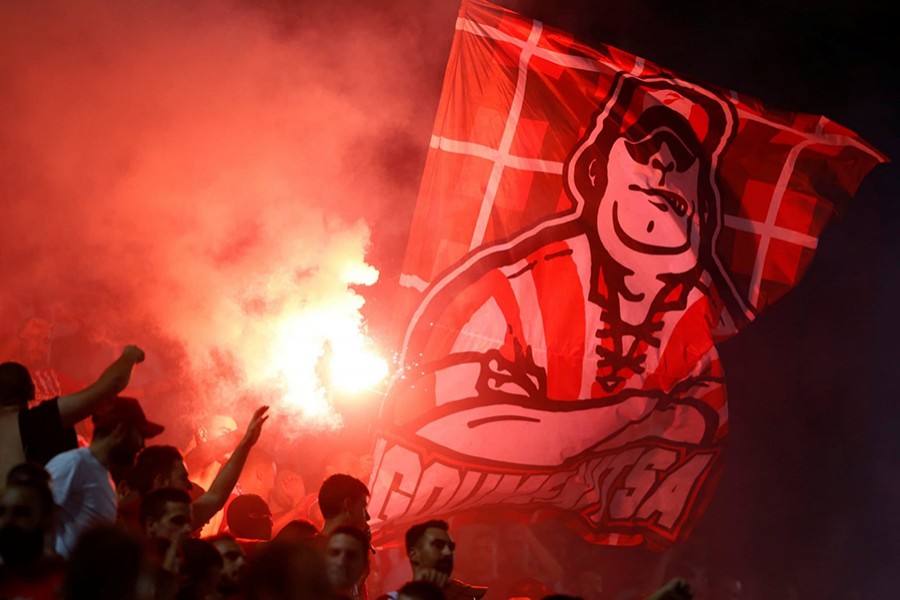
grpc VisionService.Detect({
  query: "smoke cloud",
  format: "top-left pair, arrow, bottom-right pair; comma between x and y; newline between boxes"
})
0,0 -> 454,435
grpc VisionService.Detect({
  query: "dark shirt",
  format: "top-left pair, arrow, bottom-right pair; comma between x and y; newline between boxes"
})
18,398 -> 78,465
0,556 -> 66,600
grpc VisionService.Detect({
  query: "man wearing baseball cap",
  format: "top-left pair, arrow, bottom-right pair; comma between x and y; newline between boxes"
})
46,395 -> 163,557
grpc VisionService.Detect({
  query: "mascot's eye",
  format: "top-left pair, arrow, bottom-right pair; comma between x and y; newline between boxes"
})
625,132 -> 697,172
624,137 -> 659,166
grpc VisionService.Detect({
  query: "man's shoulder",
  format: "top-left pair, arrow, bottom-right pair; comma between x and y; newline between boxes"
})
19,397 -> 78,465
46,445 -> 80,463
18,397 -> 61,427
46,446 -> 91,473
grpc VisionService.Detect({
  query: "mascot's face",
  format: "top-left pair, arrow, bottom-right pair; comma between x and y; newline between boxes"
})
592,127 -> 702,275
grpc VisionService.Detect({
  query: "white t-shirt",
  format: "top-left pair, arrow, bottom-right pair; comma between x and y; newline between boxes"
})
45,447 -> 117,557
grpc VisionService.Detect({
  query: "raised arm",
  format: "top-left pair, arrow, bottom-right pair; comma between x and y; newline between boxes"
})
57,345 -> 145,427
192,406 -> 268,529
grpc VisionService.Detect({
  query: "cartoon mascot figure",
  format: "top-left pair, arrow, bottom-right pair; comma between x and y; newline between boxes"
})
384,74 -> 740,472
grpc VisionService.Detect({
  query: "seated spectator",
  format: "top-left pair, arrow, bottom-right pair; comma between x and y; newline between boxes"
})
178,538 -> 224,600
121,406 -> 268,533
207,533 -> 247,598
378,520 -> 486,600
325,526 -> 370,600
61,526 -> 152,600
0,344 -> 144,481
46,395 -> 162,557
399,582 -> 447,600
244,539 -> 338,600
274,518 -> 319,543
0,476 -> 65,600
226,493 -> 273,541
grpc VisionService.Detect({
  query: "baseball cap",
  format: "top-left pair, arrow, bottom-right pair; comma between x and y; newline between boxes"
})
92,396 -> 164,438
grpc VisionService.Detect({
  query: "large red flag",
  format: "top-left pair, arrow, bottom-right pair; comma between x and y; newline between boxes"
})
369,0 -> 886,548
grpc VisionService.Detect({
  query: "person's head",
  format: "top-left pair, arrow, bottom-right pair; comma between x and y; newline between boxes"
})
179,538 -> 224,600
63,526 -> 149,600
207,533 -> 247,595
405,520 -> 455,576
6,460 -> 52,488
325,526 -> 370,597
16,316 -> 53,368
243,539 -> 337,600
398,581 -> 447,600
196,414 -> 238,444
131,445 -> 191,496
566,76 -> 732,278
139,487 -> 193,542
274,519 -> 319,543
0,362 -> 35,408
226,493 -> 273,540
92,396 -> 164,468
0,479 -> 55,566
318,473 -> 369,533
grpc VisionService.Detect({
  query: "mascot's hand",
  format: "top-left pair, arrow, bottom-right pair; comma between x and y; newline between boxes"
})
478,341 -> 545,400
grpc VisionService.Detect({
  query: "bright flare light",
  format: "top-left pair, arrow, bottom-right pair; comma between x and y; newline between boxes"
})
328,335 -> 389,395
266,292 -> 387,427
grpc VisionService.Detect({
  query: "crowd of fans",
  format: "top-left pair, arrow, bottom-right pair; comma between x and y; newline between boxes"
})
1,342 -> 700,600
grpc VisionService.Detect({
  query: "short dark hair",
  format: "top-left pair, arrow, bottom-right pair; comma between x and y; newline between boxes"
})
131,445 -> 183,496
399,581 -> 447,600
226,494 -> 271,540
0,362 -> 34,407
405,520 -> 449,554
274,519 -> 319,542
328,525 -> 370,556
317,474 -> 368,520
3,479 -> 55,525
6,461 -> 51,487
139,487 -> 191,528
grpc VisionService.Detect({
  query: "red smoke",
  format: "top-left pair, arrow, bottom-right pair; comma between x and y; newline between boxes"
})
0,0 -> 455,437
